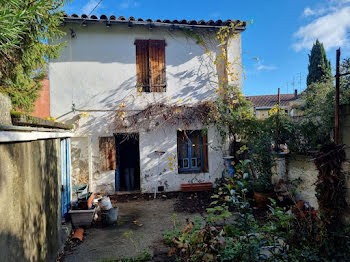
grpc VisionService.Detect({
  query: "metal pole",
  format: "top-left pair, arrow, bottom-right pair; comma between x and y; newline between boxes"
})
335,48 -> 340,144
277,88 -> 280,105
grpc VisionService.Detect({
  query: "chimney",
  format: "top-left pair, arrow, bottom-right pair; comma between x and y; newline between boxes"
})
294,89 -> 298,99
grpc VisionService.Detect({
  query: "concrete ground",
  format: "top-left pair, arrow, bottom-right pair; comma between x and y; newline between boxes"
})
62,199 -> 201,262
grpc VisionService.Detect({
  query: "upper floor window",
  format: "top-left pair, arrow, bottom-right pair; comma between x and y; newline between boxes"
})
177,130 -> 209,173
135,40 -> 166,92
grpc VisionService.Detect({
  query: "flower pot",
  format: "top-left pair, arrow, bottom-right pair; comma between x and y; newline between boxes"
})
69,207 -> 96,228
253,192 -> 274,208
180,182 -> 213,192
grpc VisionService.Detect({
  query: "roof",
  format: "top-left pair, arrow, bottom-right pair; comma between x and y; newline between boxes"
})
246,94 -> 297,108
63,14 -> 246,31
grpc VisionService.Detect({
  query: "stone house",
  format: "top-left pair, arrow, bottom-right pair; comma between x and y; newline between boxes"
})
49,14 -> 246,194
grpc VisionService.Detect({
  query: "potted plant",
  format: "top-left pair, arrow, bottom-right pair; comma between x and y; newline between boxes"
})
253,173 -> 275,208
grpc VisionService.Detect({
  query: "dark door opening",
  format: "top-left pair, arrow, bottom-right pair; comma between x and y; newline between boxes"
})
115,133 -> 140,191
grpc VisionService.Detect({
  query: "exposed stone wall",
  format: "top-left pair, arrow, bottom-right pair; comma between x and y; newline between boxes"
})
71,137 -> 90,193
0,139 -> 62,262
0,93 -> 12,125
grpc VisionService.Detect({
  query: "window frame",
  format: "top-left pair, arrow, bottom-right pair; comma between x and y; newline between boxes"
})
177,130 -> 208,174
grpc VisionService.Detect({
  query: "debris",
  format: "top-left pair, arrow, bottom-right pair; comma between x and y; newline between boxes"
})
71,228 -> 84,241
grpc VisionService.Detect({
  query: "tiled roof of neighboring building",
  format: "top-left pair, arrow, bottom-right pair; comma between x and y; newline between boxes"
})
246,94 -> 297,108
63,14 -> 246,31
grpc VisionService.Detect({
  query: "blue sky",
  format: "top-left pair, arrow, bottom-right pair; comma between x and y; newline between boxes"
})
65,0 -> 350,96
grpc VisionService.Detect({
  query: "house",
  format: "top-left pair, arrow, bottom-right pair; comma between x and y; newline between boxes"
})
49,14 -> 246,194
246,90 -> 298,119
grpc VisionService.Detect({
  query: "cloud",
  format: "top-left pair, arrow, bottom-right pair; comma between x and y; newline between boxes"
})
255,61 -> 277,72
81,0 -> 102,15
293,6 -> 350,51
119,0 -> 140,10
302,7 -> 327,17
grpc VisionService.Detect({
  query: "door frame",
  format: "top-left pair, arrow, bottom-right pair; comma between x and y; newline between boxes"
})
61,138 -> 71,217
114,133 -> 140,192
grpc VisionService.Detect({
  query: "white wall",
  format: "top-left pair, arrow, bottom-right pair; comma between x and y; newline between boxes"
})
49,23 -> 242,193
139,124 -> 224,193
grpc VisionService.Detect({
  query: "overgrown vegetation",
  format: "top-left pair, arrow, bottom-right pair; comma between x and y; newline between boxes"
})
164,150 -> 350,261
162,27 -> 350,262
0,0 -> 69,111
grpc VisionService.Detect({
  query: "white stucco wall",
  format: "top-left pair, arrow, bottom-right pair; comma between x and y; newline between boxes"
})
49,23 -> 242,193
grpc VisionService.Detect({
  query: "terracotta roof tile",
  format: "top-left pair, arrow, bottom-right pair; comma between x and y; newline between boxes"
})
246,94 -> 297,108
62,14 -> 246,30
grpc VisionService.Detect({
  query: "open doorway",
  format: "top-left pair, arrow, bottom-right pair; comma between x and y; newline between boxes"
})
115,133 -> 140,192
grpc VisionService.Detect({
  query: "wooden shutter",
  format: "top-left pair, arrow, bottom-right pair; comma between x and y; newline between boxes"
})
135,40 -> 150,92
149,40 -> 166,92
202,134 -> 209,172
99,137 -> 116,171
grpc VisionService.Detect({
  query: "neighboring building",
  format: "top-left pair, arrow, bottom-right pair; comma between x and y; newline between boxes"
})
247,90 -> 298,119
32,77 -> 50,118
49,14 -> 246,194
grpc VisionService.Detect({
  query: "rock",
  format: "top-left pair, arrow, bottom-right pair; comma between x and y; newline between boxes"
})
0,93 -> 12,125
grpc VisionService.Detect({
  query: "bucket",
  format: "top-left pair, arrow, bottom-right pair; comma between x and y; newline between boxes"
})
101,207 -> 118,225
99,197 -> 112,210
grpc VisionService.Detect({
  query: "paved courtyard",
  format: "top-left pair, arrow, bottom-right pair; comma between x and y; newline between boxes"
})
62,198 -> 201,262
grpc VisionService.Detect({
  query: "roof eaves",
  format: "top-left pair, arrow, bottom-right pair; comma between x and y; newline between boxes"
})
62,14 -> 247,32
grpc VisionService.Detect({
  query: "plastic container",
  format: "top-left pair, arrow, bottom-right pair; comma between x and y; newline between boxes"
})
69,207 -> 96,227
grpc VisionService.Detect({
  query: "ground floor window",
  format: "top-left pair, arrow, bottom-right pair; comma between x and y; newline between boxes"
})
177,130 -> 208,173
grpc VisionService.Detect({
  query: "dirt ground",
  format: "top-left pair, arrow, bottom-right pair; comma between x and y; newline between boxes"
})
61,198 -> 202,262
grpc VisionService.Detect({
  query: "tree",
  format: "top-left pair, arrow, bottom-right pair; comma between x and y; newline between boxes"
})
306,39 -> 332,86
0,0 -> 69,111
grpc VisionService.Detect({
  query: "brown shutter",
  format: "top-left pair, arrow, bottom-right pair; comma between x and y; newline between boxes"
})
202,134 -> 209,172
99,136 -> 116,171
149,40 -> 166,92
135,40 -> 149,92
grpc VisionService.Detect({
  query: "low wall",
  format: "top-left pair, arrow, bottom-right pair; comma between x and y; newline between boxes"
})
276,153 -> 350,224
0,139 -> 62,262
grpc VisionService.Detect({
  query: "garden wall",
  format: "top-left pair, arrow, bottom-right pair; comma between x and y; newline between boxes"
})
285,155 -> 319,209
273,104 -> 350,222
0,139 -> 62,262
340,104 -> 350,224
